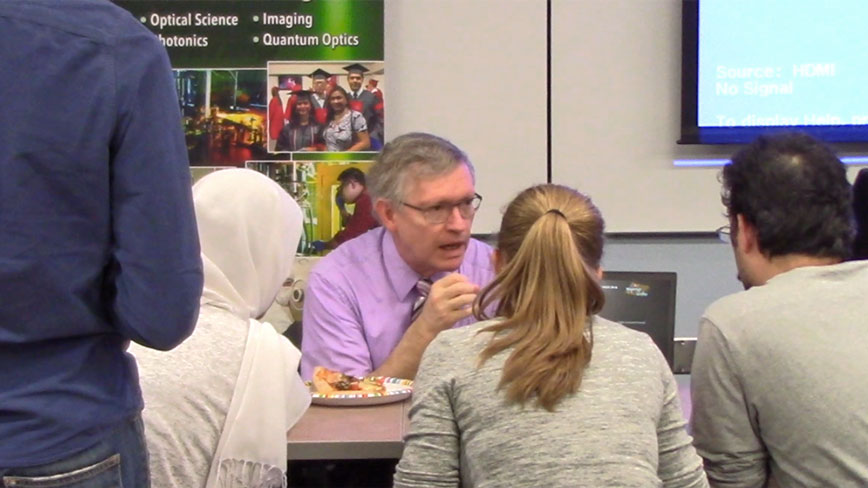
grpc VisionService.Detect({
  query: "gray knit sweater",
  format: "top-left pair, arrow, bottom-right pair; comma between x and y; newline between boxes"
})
394,317 -> 708,488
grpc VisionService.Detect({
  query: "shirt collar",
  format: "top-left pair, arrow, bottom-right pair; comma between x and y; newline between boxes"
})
382,230 -> 422,300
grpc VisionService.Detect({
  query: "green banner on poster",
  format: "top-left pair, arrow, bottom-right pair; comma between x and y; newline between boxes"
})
115,0 -> 383,67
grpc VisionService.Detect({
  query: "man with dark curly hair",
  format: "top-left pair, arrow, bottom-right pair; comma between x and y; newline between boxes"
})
690,132 -> 868,487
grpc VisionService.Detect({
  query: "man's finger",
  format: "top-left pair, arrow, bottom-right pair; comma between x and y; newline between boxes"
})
432,272 -> 470,289
436,282 -> 480,300
446,292 -> 477,311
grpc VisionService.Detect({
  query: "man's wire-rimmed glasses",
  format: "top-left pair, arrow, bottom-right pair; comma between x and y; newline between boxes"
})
716,225 -> 731,244
401,193 -> 483,224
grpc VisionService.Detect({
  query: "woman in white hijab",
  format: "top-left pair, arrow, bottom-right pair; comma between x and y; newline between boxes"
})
130,168 -> 310,488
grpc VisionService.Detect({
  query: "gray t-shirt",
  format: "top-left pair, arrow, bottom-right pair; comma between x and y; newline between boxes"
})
691,260 -> 868,487
395,317 -> 708,488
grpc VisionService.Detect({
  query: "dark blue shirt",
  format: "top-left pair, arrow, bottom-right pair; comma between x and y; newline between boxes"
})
0,0 -> 203,466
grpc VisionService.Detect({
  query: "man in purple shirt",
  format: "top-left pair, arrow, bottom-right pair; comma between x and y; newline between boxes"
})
301,133 -> 495,380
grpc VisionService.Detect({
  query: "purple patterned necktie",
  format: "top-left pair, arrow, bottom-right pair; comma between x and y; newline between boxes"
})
410,278 -> 433,323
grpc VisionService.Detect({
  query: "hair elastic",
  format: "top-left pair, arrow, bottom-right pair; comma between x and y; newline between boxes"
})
545,208 -> 567,219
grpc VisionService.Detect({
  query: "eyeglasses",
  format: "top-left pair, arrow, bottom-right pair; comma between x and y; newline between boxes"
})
716,225 -> 731,244
401,193 -> 483,224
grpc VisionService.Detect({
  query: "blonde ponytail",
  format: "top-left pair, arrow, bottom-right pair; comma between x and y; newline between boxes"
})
474,185 -> 605,411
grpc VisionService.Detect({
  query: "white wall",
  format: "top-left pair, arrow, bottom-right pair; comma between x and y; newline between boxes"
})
385,0 -> 548,233
552,0 -> 731,233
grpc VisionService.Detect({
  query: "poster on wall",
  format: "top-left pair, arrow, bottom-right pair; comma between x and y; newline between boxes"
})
115,0 -> 384,254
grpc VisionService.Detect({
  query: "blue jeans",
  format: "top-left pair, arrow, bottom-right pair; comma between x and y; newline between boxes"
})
0,415 -> 149,487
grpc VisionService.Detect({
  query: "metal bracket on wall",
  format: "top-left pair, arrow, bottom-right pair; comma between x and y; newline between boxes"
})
673,337 -> 697,374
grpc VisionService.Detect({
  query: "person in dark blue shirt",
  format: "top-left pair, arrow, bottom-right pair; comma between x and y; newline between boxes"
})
0,0 -> 203,485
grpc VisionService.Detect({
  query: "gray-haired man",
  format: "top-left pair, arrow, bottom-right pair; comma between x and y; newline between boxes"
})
301,133 -> 495,380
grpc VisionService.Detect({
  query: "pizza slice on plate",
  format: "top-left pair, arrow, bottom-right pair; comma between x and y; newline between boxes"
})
312,366 -> 387,396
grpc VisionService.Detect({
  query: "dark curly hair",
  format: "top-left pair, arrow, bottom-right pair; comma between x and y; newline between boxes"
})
722,132 -> 853,260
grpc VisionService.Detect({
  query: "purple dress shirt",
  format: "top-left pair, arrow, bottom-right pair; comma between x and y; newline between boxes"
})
301,227 -> 495,379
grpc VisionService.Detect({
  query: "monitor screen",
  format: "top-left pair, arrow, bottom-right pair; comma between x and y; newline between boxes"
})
599,271 -> 677,369
679,0 -> 868,144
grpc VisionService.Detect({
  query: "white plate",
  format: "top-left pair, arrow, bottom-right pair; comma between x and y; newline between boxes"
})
309,377 -> 413,406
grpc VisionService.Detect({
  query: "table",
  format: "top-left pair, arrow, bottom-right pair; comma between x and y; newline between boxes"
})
287,400 -> 410,460
287,380 -> 694,461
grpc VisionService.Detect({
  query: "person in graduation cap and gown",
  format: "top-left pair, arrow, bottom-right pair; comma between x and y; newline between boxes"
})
309,68 -> 330,126
275,90 -> 323,152
343,63 -> 384,150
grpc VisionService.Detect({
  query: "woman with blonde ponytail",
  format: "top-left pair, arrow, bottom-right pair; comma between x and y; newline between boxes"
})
395,184 -> 707,488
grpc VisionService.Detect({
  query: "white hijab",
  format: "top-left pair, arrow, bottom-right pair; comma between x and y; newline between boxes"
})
193,168 -> 310,488
195,168 -> 301,320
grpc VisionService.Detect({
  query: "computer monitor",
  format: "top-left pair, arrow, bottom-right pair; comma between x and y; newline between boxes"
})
599,271 -> 677,369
